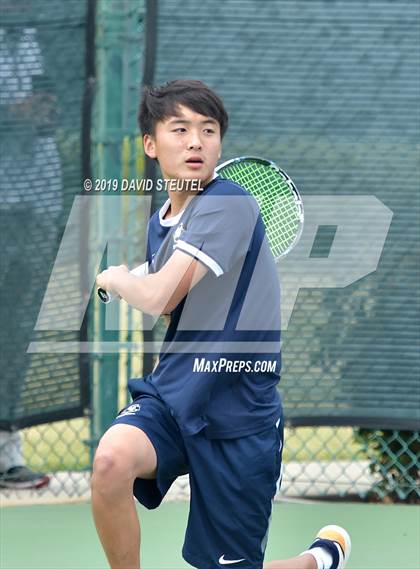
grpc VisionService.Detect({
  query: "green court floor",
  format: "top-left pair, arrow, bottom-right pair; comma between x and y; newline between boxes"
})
1,500 -> 419,568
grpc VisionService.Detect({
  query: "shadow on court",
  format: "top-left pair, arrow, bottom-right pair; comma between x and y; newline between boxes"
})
1,501 -> 419,568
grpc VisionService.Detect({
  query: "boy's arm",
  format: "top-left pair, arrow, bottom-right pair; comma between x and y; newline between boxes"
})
96,250 -> 208,315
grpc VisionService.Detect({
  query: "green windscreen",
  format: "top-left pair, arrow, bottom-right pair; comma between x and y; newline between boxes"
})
153,0 -> 419,429
0,0 -> 91,429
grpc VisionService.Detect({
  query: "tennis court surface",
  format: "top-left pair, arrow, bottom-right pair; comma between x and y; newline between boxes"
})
1,500 -> 419,568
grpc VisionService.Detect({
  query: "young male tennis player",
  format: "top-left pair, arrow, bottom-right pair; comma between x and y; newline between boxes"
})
94,80 -> 351,569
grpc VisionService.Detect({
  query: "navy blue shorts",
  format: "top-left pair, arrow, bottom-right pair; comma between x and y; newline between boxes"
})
112,394 -> 283,569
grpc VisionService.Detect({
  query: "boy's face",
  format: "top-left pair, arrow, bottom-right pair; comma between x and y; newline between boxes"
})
143,104 -> 222,186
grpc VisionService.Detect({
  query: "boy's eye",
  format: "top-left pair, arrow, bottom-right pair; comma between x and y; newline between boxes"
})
173,127 -> 186,133
204,128 -> 215,134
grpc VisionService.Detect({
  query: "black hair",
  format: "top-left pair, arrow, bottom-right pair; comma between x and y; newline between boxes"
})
138,80 -> 229,138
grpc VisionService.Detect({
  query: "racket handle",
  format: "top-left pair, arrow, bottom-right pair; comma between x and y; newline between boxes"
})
97,287 -> 115,304
97,262 -> 149,304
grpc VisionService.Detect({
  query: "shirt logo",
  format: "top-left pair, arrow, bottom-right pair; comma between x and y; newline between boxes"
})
118,403 -> 141,417
173,223 -> 185,245
218,555 -> 245,565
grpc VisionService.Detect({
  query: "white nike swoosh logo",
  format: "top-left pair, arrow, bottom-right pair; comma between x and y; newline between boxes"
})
219,555 -> 246,565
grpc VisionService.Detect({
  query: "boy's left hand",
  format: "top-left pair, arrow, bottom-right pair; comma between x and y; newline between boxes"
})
96,265 -> 129,294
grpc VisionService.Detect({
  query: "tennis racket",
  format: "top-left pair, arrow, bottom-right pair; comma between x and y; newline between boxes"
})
216,156 -> 303,260
97,156 -> 304,303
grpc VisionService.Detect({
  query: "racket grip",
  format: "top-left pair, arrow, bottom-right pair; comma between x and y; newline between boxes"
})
97,262 -> 149,304
97,287 -> 115,304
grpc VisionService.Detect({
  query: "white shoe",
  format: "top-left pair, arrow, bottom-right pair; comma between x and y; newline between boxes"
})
311,525 -> 352,569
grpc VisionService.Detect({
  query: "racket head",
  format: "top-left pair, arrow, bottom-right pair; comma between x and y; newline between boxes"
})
215,156 -> 304,259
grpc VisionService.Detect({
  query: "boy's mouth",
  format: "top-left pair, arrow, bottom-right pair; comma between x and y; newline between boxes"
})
185,156 -> 204,165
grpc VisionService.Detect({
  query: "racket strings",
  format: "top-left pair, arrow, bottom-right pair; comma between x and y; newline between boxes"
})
218,161 -> 302,257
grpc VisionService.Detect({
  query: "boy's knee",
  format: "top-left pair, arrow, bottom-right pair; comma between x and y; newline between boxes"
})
91,426 -> 157,495
92,449 -> 121,479
91,448 -> 131,496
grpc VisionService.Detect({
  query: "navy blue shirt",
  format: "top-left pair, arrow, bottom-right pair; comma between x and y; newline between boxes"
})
128,177 -> 282,438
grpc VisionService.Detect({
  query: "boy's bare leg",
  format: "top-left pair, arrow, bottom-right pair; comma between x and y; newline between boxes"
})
91,424 -> 158,569
264,554 -> 317,569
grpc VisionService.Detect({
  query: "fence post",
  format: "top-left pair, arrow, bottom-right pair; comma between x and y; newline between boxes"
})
89,0 -> 129,455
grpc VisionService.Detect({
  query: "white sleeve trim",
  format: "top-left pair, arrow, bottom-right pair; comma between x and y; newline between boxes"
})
130,262 -> 149,277
175,240 -> 224,277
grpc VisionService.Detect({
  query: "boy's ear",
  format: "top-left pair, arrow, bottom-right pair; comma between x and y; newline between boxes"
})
143,134 -> 157,159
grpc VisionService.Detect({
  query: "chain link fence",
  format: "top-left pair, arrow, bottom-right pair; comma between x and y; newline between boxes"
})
4,421 -> 417,504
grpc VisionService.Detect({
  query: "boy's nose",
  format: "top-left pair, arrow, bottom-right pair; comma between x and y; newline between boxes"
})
187,134 -> 202,150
